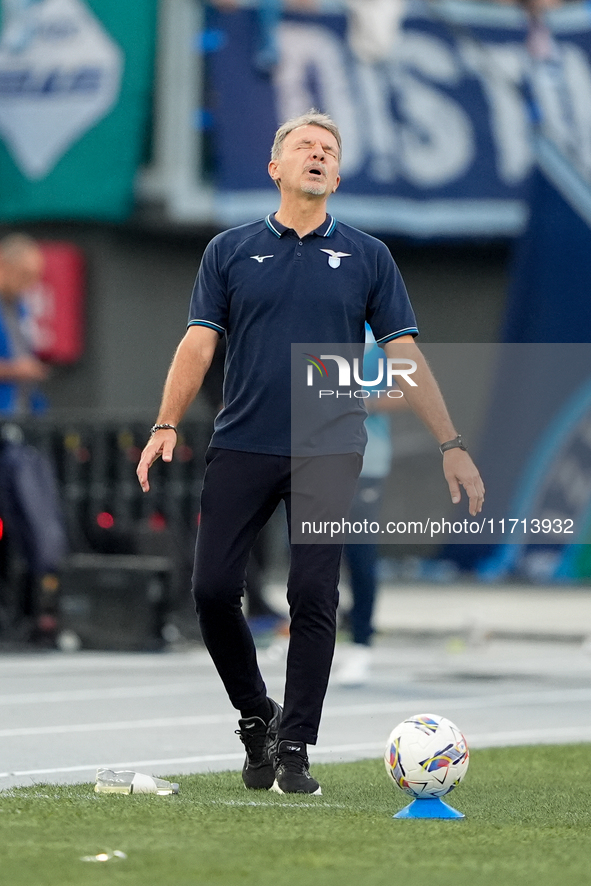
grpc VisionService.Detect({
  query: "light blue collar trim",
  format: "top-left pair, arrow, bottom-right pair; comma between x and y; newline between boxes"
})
265,214 -> 282,238
324,216 -> 337,237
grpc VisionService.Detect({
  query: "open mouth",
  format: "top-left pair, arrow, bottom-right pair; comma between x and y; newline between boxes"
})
306,166 -> 324,177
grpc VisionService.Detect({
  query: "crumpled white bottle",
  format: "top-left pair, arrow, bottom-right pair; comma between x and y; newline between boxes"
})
95,769 -> 179,795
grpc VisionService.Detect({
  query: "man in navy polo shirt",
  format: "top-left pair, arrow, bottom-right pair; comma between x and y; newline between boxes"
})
137,110 -> 484,795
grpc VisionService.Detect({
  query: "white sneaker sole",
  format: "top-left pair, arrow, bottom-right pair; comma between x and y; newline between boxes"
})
269,779 -> 322,796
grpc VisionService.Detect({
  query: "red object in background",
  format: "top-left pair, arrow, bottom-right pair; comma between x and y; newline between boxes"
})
148,512 -> 167,532
26,241 -> 85,364
96,512 -> 115,530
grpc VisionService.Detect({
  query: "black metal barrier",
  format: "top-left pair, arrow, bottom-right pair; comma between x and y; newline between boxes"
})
16,417 -> 211,548
0,416 -> 213,647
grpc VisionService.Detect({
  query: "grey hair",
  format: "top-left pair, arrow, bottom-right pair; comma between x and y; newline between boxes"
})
0,233 -> 40,264
271,109 -> 342,163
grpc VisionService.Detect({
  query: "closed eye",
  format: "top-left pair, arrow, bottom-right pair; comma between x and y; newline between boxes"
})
295,140 -> 337,157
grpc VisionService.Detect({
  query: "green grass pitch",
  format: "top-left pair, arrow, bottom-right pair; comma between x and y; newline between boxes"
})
1,744 -> 591,886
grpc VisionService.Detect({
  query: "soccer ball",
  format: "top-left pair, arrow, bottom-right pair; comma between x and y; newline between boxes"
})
384,713 -> 469,799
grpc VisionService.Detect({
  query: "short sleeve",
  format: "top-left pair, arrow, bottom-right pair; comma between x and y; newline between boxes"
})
362,334 -> 383,395
187,235 -> 229,335
366,242 -> 418,345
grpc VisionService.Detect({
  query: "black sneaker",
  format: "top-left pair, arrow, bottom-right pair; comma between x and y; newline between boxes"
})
235,698 -> 282,790
270,739 -> 322,795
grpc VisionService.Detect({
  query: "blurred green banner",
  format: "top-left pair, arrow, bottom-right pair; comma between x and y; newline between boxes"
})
0,0 -> 157,221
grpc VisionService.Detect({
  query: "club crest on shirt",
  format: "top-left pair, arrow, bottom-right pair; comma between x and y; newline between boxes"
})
320,249 -> 351,269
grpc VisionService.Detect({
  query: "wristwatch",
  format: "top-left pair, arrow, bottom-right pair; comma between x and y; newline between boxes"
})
439,434 -> 467,455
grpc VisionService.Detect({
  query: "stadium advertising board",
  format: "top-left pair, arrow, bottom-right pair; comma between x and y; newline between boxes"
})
0,0 -> 157,221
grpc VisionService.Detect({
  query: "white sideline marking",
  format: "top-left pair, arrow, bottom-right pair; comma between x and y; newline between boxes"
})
0,675 -> 286,706
1,728 -> 590,783
3,686 -> 591,737
0,714 -> 237,738
0,683 -> 199,706
0,650 -> 215,674
0,753 -> 246,780
468,727 -> 591,747
323,686 -> 591,715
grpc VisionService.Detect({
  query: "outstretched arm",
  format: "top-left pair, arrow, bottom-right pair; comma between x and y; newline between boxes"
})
136,324 -> 219,492
383,336 -> 485,516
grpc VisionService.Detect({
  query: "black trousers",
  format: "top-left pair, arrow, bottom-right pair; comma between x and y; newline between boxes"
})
192,447 -> 361,745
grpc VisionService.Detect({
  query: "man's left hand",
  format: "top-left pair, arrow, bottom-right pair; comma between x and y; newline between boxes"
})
442,448 -> 485,516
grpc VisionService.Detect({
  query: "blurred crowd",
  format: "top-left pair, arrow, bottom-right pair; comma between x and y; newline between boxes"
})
210,0 -> 574,72
211,0 -> 575,11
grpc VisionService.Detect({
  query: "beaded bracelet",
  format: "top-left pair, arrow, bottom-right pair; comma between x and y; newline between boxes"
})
150,423 -> 178,436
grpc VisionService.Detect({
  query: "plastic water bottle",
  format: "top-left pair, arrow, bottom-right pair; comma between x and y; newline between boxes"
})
95,769 -> 179,795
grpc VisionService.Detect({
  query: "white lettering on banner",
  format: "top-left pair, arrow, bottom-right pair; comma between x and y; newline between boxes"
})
532,51 -> 575,157
353,62 -> 400,183
0,0 -> 122,179
557,45 -> 591,178
459,39 -> 531,185
390,33 -> 474,186
274,22 -> 363,175
272,19 -> 591,192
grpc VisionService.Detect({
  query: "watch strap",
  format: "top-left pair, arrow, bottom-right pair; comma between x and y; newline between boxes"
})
439,435 -> 467,454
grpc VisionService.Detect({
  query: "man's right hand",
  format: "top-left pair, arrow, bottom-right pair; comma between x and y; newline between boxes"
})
135,325 -> 218,493
136,429 -> 177,493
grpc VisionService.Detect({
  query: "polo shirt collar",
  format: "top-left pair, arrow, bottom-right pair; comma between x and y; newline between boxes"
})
265,212 -> 336,239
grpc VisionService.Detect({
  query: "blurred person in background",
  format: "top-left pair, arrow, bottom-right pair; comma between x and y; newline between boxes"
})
512,0 -> 576,159
336,325 -> 407,687
212,0 -> 406,69
345,0 -> 405,64
0,234 -> 48,415
212,0 -> 318,72
512,0 -> 563,60
0,233 -> 67,646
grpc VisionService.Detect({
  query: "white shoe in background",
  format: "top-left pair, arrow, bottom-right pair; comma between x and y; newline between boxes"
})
335,643 -> 372,687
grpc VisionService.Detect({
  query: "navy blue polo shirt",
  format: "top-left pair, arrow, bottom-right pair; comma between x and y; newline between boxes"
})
188,213 -> 418,456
